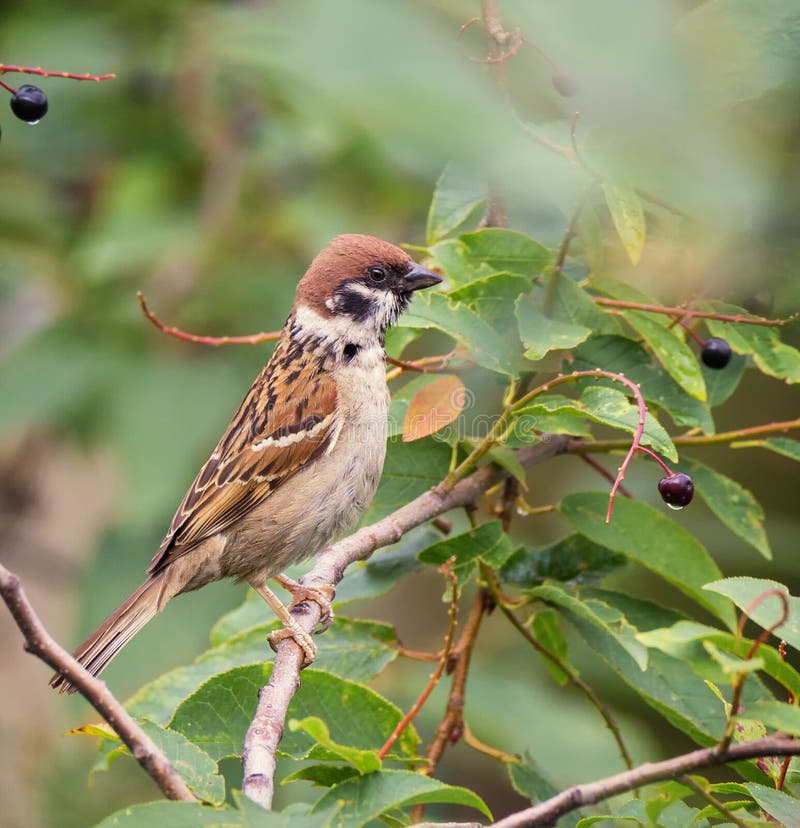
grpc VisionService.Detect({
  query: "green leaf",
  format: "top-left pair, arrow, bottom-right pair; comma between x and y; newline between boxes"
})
400,291 -> 519,375
681,458 -> 771,559
547,275 -> 621,334
560,493 -> 735,628
545,588 -> 730,744
282,764 -> 359,789
92,802 -> 241,828
126,616 -> 398,727
169,666 -> 417,762
311,769 -> 491,826
514,385 -> 677,461
516,295 -> 592,361
459,228 -> 551,277
745,701 -> 800,738
448,271 -> 531,326
638,621 -> 800,698
289,717 -> 381,774
418,520 -> 514,583
361,435 -> 451,523
602,180 -> 645,265
762,437 -> 800,462
531,610 -> 571,686
572,335 -> 713,433
499,533 -> 626,588
578,384 -> 677,461
705,302 -> 800,384
745,783 -> 800,827
624,310 -> 707,401
704,578 -> 800,650
137,721 -> 225,804
703,350 -> 747,406
509,754 -> 581,827
703,641 -> 764,675
426,163 -> 487,244
532,583 -> 648,670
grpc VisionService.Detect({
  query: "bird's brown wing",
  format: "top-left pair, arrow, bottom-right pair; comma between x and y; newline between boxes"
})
147,349 -> 339,575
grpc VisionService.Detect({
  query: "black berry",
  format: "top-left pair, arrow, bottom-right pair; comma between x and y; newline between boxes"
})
701,337 -> 732,369
10,85 -> 48,123
658,473 -> 694,509
551,72 -> 578,97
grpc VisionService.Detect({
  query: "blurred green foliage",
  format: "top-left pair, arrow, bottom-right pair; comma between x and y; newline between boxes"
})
1,0 -> 799,826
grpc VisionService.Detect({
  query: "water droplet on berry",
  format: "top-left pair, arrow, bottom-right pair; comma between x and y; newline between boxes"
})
667,503 -> 684,511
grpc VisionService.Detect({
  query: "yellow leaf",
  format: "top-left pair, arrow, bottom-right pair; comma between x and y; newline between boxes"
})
402,374 -> 466,442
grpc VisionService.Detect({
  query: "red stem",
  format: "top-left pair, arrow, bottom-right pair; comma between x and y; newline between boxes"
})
137,292 -> 280,346
0,64 -> 115,82
633,445 -> 674,477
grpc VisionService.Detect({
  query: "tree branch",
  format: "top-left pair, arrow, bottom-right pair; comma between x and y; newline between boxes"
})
0,563 -> 195,802
489,736 -> 800,828
240,436 -> 570,809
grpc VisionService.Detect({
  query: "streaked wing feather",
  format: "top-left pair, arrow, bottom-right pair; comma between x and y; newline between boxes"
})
147,345 -> 337,575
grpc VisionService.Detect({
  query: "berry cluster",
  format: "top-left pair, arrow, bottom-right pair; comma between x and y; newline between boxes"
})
0,82 -> 48,141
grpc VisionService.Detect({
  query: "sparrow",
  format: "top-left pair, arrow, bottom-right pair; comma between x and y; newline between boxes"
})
51,234 -> 441,693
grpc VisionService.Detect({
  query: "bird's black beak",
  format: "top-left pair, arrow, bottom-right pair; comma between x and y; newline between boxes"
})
401,263 -> 443,292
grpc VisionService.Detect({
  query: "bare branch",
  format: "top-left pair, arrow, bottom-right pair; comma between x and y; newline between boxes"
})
241,436 -> 570,809
0,563 -> 195,802
489,736 -> 800,827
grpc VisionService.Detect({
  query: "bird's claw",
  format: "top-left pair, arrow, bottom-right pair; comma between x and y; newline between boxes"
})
268,622 -> 317,667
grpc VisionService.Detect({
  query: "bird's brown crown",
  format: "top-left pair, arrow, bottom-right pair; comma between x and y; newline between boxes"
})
294,234 -> 412,315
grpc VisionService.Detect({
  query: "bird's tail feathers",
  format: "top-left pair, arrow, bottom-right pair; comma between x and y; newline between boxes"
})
50,576 -> 165,695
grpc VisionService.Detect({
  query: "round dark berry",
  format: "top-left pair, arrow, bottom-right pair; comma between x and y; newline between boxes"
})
10,85 -> 48,123
658,472 -> 694,509
551,72 -> 578,97
701,337 -> 732,369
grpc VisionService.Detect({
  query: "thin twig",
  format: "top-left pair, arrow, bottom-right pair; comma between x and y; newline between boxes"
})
0,564 -> 194,802
489,736 -> 800,828
578,454 -> 633,499
138,291 -> 281,346
411,587 -> 492,823
592,297 -> 793,327
542,192 -> 589,314
463,722 -> 519,764
0,64 -> 115,82
570,417 -> 800,453
240,437 -> 570,809
377,560 -> 459,760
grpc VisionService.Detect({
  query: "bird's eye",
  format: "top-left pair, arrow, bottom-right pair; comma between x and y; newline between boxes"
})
367,266 -> 387,283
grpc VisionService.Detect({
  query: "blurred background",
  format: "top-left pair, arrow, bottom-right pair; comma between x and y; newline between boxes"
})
0,1 -> 797,826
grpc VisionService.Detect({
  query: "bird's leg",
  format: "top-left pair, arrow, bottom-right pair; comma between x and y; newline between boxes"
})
249,580 -> 316,666
273,573 -> 335,632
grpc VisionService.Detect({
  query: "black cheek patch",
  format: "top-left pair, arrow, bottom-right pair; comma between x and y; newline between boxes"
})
336,286 -> 375,321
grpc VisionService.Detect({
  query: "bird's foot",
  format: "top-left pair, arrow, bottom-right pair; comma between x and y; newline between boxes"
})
267,622 -> 317,666
273,575 -> 335,631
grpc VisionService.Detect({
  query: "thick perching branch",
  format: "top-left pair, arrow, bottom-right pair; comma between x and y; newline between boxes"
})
0,563 -> 195,802
489,736 -> 800,828
241,437 -> 571,809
